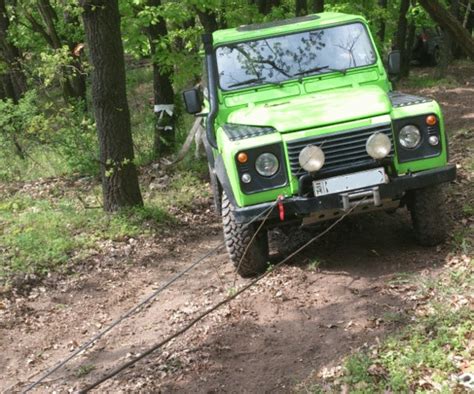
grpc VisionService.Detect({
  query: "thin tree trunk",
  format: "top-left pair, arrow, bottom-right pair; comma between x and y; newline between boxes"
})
463,1 -> 472,28
295,0 -> 307,16
80,0 -> 143,211
310,0 -> 324,13
435,30 -> 451,78
255,0 -> 282,15
0,0 -> 27,102
378,0 -> 387,43
146,0 -> 175,157
402,22 -> 416,76
197,8 -> 219,33
395,0 -> 410,77
418,0 -> 474,59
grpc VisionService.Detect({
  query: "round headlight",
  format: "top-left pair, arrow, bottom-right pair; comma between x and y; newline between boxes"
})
299,145 -> 325,172
366,133 -> 392,159
399,125 -> 421,149
255,153 -> 279,177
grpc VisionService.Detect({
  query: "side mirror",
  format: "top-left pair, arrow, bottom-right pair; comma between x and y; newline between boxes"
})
182,88 -> 202,115
387,50 -> 401,77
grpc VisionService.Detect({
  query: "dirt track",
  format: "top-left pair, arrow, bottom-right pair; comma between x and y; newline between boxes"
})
1,64 -> 473,393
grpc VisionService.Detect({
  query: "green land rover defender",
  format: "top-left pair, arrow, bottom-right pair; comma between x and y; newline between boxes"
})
183,12 -> 456,277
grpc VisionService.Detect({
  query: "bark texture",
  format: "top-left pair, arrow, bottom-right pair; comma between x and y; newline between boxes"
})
146,0 -> 175,157
418,0 -> 474,59
81,0 -> 143,211
197,8 -> 219,33
395,0 -> 410,77
0,0 -> 27,102
24,0 -> 86,101
254,0 -> 282,15
310,0 -> 324,13
295,0 -> 307,16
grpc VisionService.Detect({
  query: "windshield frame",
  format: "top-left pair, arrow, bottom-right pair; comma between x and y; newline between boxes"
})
214,21 -> 379,92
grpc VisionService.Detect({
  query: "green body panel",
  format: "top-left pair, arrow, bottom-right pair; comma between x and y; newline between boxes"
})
227,85 -> 391,132
210,13 -> 449,208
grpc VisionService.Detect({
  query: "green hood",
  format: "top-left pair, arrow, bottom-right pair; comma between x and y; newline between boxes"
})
226,85 -> 391,132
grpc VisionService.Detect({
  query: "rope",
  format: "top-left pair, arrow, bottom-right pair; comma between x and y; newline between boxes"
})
22,199 -> 278,393
78,198 -> 366,392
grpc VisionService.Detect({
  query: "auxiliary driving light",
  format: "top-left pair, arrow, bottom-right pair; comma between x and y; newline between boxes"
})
366,133 -> 392,160
299,145 -> 325,172
241,173 -> 252,184
429,135 -> 440,146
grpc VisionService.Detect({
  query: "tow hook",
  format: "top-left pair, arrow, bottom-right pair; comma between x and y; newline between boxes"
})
278,195 -> 285,221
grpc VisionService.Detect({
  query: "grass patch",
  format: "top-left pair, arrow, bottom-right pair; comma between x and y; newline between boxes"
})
402,74 -> 458,89
149,171 -> 210,211
76,364 -> 95,378
0,193 -> 172,282
0,165 -> 210,283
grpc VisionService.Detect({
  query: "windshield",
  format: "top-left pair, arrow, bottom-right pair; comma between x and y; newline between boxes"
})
216,22 -> 377,91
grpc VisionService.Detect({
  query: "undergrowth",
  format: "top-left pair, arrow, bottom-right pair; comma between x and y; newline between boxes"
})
0,192 -> 172,282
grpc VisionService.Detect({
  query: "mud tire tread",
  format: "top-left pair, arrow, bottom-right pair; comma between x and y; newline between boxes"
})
410,184 -> 448,246
221,193 -> 269,277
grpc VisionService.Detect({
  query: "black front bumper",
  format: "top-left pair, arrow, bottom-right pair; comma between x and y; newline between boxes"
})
233,165 -> 456,224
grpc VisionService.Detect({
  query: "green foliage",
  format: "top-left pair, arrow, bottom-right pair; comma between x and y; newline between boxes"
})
0,91 -> 98,181
149,172 -> 210,211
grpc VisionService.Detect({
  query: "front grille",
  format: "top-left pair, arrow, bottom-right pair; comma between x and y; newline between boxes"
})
286,123 -> 394,177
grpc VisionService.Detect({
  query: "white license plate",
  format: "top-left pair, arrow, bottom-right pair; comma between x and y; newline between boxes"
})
313,167 -> 386,197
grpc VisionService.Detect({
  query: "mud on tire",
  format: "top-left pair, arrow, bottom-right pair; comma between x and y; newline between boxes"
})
409,184 -> 448,246
222,193 -> 269,277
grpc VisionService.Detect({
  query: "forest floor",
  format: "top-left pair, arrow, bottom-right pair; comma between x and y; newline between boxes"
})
1,63 -> 473,393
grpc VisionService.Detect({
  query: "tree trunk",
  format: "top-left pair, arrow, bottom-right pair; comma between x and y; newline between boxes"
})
465,0 -> 474,35
435,30 -> 451,78
146,0 -> 175,157
378,0 -> 387,43
197,8 -> 219,33
310,0 -> 324,13
0,0 -> 27,102
402,22 -> 415,76
418,0 -> 474,59
295,0 -> 307,16
395,0 -> 410,77
36,0 -> 86,101
255,0 -> 282,15
80,0 -> 143,211
23,0 -> 85,101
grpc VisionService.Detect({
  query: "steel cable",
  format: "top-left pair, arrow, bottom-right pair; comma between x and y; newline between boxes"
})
22,199 -> 279,393
78,198 -> 366,393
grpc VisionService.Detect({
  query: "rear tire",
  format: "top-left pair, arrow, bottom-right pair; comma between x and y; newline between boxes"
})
222,193 -> 269,277
409,184 -> 448,246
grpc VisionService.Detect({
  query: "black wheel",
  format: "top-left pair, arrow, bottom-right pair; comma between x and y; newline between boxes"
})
222,192 -> 269,277
208,164 -> 222,215
431,46 -> 441,66
408,184 -> 448,246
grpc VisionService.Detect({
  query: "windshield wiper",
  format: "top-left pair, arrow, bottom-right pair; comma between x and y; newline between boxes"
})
294,65 -> 348,77
228,77 -> 283,89
228,78 -> 264,88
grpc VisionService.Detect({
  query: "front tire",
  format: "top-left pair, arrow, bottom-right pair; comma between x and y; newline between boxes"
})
409,184 -> 448,246
222,193 -> 269,277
